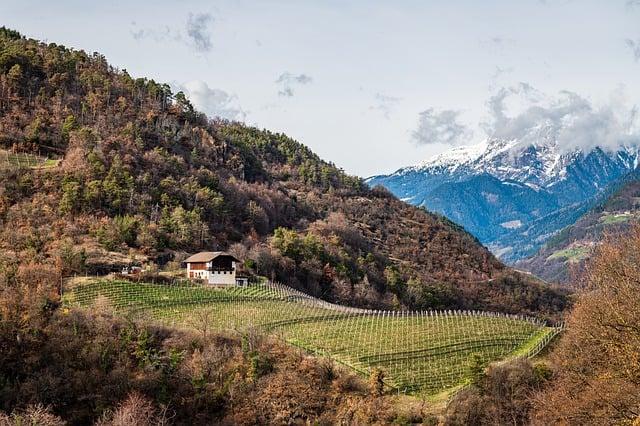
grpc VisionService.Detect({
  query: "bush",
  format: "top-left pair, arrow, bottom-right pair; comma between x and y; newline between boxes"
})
445,358 -> 550,426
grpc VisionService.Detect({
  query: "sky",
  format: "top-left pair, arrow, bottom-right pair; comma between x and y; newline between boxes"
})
2,0 -> 640,177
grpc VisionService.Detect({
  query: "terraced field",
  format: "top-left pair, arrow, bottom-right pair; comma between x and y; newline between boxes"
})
63,279 -> 560,395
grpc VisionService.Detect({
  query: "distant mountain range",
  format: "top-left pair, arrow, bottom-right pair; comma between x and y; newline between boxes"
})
367,132 -> 639,263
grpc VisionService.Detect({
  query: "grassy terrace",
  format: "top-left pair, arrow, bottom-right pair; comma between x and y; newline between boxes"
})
63,279 -> 559,395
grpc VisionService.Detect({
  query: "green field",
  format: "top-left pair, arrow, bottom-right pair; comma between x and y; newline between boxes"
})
599,212 -> 634,225
547,246 -> 590,263
63,279 -> 559,395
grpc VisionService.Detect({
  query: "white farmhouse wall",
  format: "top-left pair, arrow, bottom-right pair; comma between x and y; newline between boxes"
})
207,270 -> 236,285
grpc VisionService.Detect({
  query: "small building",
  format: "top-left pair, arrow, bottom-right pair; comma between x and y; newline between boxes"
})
235,275 -> 249,286
184,251 -> 240,286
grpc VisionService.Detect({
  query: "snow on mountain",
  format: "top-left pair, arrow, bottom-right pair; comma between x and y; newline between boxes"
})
367,135 -> 640,263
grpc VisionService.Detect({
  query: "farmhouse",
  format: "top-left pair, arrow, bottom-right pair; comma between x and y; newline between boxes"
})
184,251 -> 244,286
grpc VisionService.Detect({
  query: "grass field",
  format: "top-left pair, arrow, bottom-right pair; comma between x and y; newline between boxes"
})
547,246 -> 590,263
599,212 -> 634,225
63,279 -> 559,395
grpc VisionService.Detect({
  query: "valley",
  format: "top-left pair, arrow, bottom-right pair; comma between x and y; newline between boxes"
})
2,16 -> 640,425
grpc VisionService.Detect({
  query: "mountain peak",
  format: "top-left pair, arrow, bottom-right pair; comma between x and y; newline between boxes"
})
368,135 -> 639,262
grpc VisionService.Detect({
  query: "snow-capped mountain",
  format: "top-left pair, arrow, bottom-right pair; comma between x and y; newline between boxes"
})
367,136 -> 640,263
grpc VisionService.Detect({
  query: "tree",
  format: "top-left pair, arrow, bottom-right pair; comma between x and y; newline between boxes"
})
532,227 -> 640,425
102,155 -> 133,213
59,176 -> 83,215
7,63 -> 22,92
61,114 -> 77,142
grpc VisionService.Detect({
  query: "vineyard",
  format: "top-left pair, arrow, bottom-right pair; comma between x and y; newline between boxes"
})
0,150 -> 59,170
63,279 -> 562,396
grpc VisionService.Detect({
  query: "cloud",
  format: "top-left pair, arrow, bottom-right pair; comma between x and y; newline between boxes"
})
131,13 -> 213,53
369,93 -> 401,119
179,80 -> 246,121
483,84 -> 640,153
186,13 -> 213,53
412,109 -> 473,146
627,0 -> 640,8
275,72 -> 313,97
130,23 -> 177,43
625,38 -> 640,62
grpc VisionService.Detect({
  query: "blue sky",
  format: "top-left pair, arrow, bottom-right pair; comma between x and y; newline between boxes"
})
2,0 -> 640,176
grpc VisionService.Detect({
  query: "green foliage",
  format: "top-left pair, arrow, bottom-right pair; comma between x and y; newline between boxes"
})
95,215 -> 139,250
384,265 -> 405,294
25,117 -> 42,142
468,353 -> 485,385
6,63 -> 22,86
59,176 -> 82,215
61,114 -> 78,142
272,227 -> 326,264
0,26 -> 21,40
102,155 -> 133,212
58,239 -> 87,275
248,351 -> 273,381
158,206 -> 206,249
114,215 -> 139,247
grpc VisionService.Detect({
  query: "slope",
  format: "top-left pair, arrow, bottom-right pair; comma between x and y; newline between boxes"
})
517,171 -> 640,283
0,28 -> 566,315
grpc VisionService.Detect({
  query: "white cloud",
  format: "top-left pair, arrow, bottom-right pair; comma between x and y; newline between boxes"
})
180,80 -> 246,121
131,12 -> 214,53
412,109 -> 473,146
275,72 -> 313,97
483,84 -> 640,152
186,13 -> 213,53
625,38 -> 640,62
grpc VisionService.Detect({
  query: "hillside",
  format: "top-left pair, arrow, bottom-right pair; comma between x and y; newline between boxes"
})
517,172 -> 640,284
0,28 -> 566,315
367,136 -> 639,263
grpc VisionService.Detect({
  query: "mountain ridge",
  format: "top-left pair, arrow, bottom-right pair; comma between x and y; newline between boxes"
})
368,132 -> 639,262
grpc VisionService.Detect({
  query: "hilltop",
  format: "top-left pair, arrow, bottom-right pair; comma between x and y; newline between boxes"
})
0,28 -> 566,315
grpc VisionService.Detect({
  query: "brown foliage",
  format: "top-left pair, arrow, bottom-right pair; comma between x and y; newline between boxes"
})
0,405 -> 65,426
0,272 -> 404,425
96,392 -> 166,426
444,359 -> 550,426
531,227 -> 640,425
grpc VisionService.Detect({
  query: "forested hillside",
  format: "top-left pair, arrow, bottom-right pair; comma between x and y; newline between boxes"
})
517,172 -> 640,284
0,28 -> 566,315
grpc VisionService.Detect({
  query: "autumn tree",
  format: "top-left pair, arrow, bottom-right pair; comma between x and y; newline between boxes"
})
531,227 -> 640,425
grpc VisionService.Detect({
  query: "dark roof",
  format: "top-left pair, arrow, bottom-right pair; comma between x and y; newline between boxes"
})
183,251 -> 239,263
